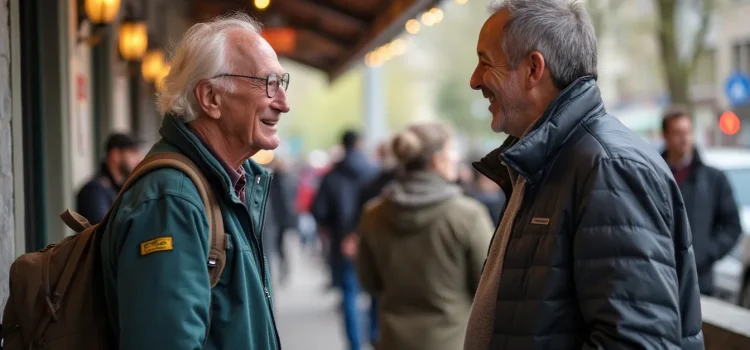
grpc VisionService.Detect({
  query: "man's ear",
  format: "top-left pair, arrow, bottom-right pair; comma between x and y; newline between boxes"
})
194,80 -> 221,120
527,51 -> 546,87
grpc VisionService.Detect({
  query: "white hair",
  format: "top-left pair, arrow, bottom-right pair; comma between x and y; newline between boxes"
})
156,12 -> 263,122
489,0 -> 597,89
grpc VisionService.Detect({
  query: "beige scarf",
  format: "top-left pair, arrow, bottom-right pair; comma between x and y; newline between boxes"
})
463,168 -> 527,350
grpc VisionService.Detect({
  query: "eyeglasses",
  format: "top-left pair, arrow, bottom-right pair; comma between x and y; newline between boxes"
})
212,72 -> 290,98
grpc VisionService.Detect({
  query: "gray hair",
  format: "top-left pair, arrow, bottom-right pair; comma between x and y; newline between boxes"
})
156,12 -> 263,122
489,0 -> 597,89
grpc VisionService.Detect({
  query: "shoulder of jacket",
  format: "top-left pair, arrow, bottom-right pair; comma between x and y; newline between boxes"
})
120,168 -> 205,210
443,195 -> 486,214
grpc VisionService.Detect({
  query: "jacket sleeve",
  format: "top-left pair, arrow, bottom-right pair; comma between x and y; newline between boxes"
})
706,171 -> 742,268
575,158 -> 689,350
463,208 -> 495,294
356,221 -> 382,295
113,194 -> 211,350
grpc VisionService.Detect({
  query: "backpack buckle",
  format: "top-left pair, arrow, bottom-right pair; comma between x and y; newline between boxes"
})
207,258 -> 217,268
45,292 -> 61,321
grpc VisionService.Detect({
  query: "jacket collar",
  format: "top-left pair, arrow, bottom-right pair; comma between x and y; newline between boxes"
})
158,114 -> 268,201
474,77 -> 604,186
661,148 -> 704,169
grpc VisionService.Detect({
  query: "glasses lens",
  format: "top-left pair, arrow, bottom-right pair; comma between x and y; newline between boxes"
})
267,74 -> 279,97
281,73 -> 290,91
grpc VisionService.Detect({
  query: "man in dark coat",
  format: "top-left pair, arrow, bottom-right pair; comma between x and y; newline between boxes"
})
312,130 -> 378,350
76,133 -> 144,224
661,107 -> 742,296
464,1 -> 704,349
265,159 -> 298,283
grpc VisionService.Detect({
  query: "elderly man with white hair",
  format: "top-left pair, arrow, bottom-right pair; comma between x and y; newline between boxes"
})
99,13 -> 289,350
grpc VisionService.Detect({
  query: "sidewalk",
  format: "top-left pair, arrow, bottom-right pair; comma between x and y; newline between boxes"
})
272,239 -> 348,350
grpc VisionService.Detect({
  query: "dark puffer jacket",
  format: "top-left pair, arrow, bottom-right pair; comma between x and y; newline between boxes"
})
474,77 -> 704,350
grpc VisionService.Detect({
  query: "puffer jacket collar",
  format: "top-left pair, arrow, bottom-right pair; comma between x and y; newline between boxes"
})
474,77 -> 604,188
158,114 -> 268,202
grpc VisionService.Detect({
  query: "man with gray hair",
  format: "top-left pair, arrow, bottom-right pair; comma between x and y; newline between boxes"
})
99,13 -> 289,349
466,0 -> 703,349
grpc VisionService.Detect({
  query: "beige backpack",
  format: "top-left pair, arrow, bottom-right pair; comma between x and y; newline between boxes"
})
0,152 -> 226,349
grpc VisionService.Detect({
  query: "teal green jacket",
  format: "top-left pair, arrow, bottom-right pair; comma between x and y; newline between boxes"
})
100,115 -> 279,350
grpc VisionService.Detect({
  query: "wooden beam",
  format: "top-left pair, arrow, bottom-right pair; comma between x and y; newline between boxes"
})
275,0 -> 367,30
297,0 -> 372,24
327,0 -> 438,82
279,53 -> 330,72
281,19 -> 354,50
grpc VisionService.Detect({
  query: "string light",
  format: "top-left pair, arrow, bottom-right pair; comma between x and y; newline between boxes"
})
430,8 -> 444,23
405,19 -> 420,34
364,5 -> 446,67
254,0 -> 270,10
421,12 -> 435,26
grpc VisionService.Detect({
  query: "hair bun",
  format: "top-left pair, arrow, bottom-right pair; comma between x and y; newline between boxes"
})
392,130 -> 423,164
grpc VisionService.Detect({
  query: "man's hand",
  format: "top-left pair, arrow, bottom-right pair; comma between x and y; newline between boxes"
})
341,234 -> 359,259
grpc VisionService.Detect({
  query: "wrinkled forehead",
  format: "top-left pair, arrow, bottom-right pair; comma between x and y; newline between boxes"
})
225,29 -> 284,75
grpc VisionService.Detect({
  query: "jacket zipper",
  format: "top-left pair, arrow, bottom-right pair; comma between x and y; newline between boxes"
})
239,174 -> 281,349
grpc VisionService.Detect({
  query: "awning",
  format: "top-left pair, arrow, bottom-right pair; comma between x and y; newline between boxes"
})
189,0 -> 441,81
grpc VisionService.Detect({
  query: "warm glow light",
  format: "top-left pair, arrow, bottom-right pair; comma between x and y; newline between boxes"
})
455,0 -> 468,4
254,0 -> 270,10
118,21 -> 148,61
719,110 -> 741,135
85,0 -> 121,24
391,39 -> 407,55
252,150 -> 274,165
405,19 -> 420,34
430,8 -> 444,23
262,28 -> 297,54
141,49 -> 165,82
421,12 -> 435,26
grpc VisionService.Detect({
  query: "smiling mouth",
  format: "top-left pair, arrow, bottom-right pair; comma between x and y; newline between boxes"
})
261,119 -> 278,127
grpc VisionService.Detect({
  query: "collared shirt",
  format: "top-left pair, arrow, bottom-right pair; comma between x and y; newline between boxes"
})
668,153 -> 693,187
189,129 -> 247,203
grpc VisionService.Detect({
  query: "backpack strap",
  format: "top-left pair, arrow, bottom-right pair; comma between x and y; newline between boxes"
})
124,152 -> 227,287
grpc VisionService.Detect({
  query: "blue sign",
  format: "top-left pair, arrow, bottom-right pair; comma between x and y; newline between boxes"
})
724,72 -> 750,107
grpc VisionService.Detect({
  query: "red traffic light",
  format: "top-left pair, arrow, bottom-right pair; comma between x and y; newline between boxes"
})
719,111 -> 741,135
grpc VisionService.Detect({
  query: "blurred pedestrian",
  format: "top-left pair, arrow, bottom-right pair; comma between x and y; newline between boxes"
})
76,133 -> 144,224
99,13 -> 290,350
465,0 -> 703,349
661,106 -> 741,296
467,168 -> 506,227
312,129 -> 378,350
356,122 -> 494,350
266,158 -> 298,284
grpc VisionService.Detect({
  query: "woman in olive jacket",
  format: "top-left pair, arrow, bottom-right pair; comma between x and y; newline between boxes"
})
356,122 -> 494,350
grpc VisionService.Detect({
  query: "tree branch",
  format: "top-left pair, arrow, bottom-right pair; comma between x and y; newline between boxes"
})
687,0 -> 714,75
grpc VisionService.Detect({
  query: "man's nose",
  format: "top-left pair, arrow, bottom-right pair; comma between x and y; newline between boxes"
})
470,69 -> 482,91
272,88 -> 290,113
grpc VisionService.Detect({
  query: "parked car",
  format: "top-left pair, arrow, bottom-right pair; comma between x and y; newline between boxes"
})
702,148 -> 750,307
